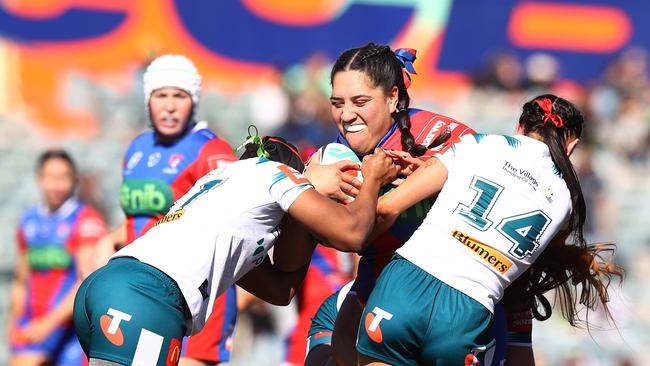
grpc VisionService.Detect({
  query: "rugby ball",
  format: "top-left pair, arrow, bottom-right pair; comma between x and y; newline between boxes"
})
317,143 -> 363,201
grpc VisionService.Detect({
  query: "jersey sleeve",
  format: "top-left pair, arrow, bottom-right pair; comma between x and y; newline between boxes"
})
68,206 -> 108,253
193,138 -> 238,179
268,163 -> 314,212
433,133 -> 480,173
122,137 -> 140,177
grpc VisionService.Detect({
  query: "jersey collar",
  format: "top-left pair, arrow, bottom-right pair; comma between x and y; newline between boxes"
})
38,197 -> 80,218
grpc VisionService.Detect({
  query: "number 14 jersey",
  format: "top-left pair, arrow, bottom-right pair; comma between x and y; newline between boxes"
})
397,134 -> 572,312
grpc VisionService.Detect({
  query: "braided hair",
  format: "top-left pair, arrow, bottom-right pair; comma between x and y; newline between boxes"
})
331,43 -> 441,156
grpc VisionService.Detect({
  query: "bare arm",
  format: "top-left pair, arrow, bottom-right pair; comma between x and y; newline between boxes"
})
377,157 -> 448,217
8,253 -> 27,332
289,150 -> 398,253
272,216 -> 316,273
92,220 -> 126,270
236,255 -> 310,306
244,211 -> 317,305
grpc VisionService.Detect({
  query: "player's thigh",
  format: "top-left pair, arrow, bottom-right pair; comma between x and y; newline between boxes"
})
53,329 -> 86,366
356,257 -> 427,366
417,275 -> 494,365
305,344 -> 334,366
330,293 -> 363,366
77,257 -> 189,365
181,285 -> 237,364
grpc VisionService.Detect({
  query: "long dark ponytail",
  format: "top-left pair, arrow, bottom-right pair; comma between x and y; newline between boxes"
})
330,42 -> 431,156
503,94 -> 624,327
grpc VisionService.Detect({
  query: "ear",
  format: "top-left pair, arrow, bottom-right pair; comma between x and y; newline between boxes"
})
515,123 -> 525,135
388,86 -> 399,114
566,138 -> 580,156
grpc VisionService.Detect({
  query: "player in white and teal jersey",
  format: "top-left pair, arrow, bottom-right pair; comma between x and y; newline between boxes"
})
73,136 -> 398,366
356,95 -> 622,366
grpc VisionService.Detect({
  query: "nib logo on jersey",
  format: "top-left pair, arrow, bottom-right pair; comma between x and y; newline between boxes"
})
120,179 -> 173,217
100,308 -> 132,346
27,245 -> 72,270
364,306 -> 393,343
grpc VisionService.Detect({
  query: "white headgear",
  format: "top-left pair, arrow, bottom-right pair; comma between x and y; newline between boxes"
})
143,54 -> 202,107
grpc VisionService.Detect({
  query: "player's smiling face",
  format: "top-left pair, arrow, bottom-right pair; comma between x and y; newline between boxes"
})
149,87 -> 193,141
330,70 -> 398,155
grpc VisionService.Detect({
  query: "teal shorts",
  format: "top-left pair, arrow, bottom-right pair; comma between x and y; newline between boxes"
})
73,257 -> 191,366
357,255 -> 495,366
306,288 -> 339,353
306,281 -> 354,354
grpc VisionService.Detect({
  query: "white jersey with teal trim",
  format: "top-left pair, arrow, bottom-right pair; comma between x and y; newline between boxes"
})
114,157 -> 313,335
397,134 -> 571,312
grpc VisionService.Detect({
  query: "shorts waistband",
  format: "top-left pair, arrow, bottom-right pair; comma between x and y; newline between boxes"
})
109,257 -> 192,321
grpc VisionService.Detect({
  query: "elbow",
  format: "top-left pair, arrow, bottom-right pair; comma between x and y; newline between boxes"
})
266,287 -> 298,306
377,200 -> 400,218
329,232 -> 366,253
266,296 -> 292,307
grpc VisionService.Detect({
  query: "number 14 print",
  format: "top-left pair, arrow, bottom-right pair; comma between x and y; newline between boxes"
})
454,176 -> 551,259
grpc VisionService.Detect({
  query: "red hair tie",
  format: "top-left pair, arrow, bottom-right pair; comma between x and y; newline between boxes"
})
535,98 -> 564,128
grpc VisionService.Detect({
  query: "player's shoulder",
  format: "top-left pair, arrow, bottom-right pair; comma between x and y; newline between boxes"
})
76,203 -> 104,220
130,130 -> 156,146
74,203 -> 107,236
18,205 -> 40,224
439,133 -> 493,157
190,125 -> 218,142
125,130 -> 156,158
408,108 -> 467,127
189,125 -> 235,153
457,133 -> 517,146
407,108 -> 474,145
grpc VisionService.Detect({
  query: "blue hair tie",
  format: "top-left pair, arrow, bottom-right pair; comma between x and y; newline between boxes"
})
394,48 -> 418,75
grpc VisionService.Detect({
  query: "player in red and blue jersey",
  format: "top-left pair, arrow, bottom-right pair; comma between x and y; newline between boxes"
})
302,43 -> 528,366
283,246 -> 356,365
94,55 -> 238,365
10,149 -> 107,366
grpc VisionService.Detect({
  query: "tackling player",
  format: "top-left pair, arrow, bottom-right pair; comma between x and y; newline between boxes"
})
94,55 -> 238,366
73,135 -> 398,366
356,95 -> 623,365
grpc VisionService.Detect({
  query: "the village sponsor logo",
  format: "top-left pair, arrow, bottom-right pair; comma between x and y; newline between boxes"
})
501,161 -> 539,191
451,229 -> 513,274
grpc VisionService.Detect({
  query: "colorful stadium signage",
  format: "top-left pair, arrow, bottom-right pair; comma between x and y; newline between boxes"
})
0,1 -> 640,135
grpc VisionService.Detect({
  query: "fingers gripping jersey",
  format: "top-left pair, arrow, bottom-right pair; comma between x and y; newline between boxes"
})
397,134 -> 572,311
114,157 -> 313,335
342,108 -> 475,301
121,122 -> 237,244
